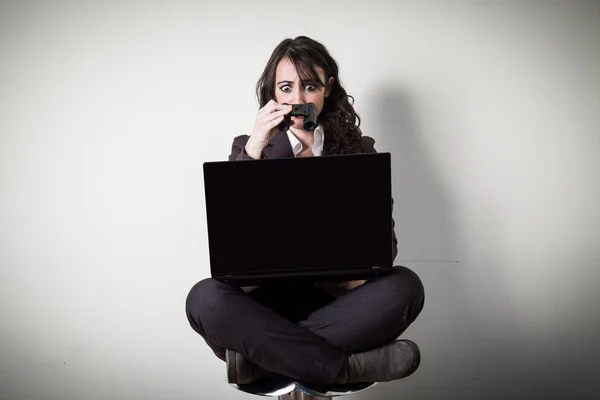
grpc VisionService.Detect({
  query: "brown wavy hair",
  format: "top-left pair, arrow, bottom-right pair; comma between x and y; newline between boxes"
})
256,36 -> 364,155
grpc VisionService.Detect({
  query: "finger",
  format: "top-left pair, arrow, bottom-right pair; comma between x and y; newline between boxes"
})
265,111 -> 287,124
258,100 -> 275,116
267,108 -> 291,120
267,102 -> 292,114
263,100 -> 280,113
266,114 -> 284,126
267,115 -> 285,128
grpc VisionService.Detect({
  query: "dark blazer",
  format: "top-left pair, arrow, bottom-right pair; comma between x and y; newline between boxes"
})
227,129 -> 399,262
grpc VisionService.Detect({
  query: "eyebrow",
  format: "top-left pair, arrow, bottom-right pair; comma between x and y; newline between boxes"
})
277,79 -> 321,86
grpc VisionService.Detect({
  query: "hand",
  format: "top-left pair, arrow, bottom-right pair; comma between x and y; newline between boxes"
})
313,280 -> 367,297
245,100 -> 292,159
345,280 -> 367,290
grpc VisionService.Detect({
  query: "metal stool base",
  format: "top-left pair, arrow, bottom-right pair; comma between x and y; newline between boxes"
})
230,377 -> 376,398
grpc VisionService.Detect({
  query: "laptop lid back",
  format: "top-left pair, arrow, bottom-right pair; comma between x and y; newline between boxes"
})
203,152 -> 393,278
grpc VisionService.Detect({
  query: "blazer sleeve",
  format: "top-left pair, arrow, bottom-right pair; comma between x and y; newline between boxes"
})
229,135 -> 264,161
362,136 -> 399,262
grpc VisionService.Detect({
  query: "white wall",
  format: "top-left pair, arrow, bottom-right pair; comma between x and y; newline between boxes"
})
1,1 -> 598,399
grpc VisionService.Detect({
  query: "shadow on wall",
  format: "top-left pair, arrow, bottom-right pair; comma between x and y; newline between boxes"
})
368,87 -> 551,399
369,87 -> 483,395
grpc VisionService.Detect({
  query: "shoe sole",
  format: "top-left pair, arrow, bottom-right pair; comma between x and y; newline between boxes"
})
226,349 -> 237,383
399,339 -> 421,378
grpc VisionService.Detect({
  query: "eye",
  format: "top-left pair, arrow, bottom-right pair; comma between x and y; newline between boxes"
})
279,85 -> 291,92
305,84 -> 317,92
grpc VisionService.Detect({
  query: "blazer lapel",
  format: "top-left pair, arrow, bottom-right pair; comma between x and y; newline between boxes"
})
262,129 -> 295,159
262,128 -> 331,158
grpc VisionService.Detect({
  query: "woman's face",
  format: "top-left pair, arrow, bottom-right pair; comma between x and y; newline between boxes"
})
274,57 -> 333,129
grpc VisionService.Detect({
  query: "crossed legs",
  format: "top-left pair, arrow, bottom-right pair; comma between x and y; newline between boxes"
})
185,266 -> 425,384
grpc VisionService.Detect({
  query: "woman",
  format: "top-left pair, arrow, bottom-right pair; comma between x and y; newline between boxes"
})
186,36 -> 425,386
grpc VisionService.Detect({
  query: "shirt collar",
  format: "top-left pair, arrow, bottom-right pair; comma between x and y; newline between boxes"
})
286,124 -> 325,157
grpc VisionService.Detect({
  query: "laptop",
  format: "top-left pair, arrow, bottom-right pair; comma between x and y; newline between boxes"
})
202,152 -> 396,286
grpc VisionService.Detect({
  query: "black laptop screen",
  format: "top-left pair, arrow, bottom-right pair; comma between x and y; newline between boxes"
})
203,152 -> 394,276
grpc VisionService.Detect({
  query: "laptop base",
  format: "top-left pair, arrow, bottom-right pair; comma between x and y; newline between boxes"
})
212,265 -> 399,287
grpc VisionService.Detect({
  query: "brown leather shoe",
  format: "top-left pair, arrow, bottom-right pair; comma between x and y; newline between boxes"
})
335,339 -> 421,384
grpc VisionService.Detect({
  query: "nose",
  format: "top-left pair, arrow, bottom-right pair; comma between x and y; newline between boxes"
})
291,88 -> 305,104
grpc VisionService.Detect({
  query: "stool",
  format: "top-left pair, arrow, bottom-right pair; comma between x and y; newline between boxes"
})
228,374 -> 377,399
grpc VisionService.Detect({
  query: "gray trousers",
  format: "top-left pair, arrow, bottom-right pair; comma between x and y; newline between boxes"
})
185,266 -> 425,385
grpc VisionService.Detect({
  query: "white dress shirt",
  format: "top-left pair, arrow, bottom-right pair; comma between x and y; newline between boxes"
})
286,124 -> 325,157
